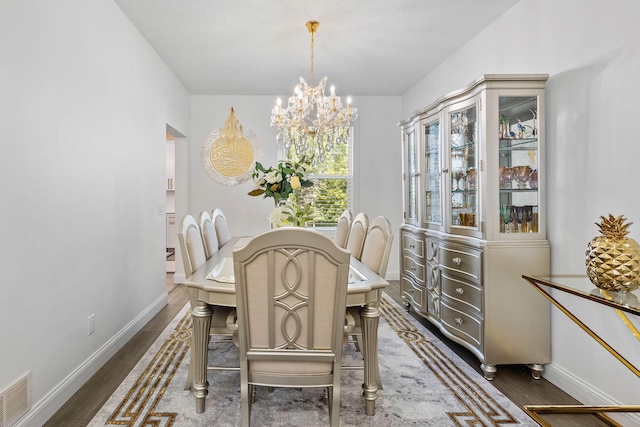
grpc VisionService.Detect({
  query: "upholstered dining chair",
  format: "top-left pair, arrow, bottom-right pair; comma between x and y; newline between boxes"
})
178,214 -> 237,390
233,228 -> 350,427
344,216 -> 393,388
212,208 -> 230,248
333,209 -> 352,249
345,212 -> 368,260
198,211 -> 219,260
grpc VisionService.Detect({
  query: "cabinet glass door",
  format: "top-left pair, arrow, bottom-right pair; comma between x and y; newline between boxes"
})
404,127 -> 418,224
449,104 -> 478,230
498,96 -> 539,234
423,119 -> 441,226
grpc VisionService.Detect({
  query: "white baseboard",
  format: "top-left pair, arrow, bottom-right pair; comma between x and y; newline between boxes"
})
544,362 -> 640,427
16,292 -> 169,427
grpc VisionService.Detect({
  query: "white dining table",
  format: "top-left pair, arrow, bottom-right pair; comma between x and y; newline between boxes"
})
184,236 -> 389,416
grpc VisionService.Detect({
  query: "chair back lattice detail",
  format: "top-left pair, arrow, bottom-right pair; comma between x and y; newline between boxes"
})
267,248 -> 317,351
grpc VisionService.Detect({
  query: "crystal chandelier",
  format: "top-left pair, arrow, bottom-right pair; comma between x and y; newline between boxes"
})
270,21 -> 358,164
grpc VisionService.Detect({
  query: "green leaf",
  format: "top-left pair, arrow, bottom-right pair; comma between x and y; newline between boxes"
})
247,188 -> 264,197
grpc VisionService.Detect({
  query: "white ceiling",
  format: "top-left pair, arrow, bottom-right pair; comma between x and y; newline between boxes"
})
113,0 -> 520,96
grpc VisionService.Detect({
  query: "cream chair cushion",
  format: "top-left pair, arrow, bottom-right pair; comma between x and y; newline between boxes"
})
212,208 -> 230,248
333,209 -> 352,248
199,211 -> 219,260
360,216 -> 394,278
345,212 -> 368,260
178,215 -> 207,277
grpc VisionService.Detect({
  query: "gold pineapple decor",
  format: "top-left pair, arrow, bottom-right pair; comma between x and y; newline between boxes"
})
585,214 -> 640,292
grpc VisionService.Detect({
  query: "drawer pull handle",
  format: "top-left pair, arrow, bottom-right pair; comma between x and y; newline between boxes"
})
455,287 -> 464,295
455,317 -> 464,325
408,288 -> 414,294
452,257 -> 462,265
411,266 -> 416,271
409,244 -> 415,249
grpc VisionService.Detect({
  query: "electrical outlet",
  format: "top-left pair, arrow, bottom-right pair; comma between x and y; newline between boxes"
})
88,314 -> 96,335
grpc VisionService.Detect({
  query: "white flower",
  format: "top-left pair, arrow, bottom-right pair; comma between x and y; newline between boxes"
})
268,204 -> 290,227
265,170 -> 282,184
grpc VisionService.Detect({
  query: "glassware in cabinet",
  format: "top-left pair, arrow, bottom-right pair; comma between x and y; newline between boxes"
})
449,104 -> 478,229
498,96 -> 539,234
423,119 -> 441,225
403,125 -> 419,225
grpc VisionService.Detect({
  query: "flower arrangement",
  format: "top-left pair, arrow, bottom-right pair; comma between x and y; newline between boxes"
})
247,155 -> 314,205
268,194 -> 315,227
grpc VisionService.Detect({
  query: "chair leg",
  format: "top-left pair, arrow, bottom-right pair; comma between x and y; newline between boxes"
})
241,382 -> 251,427
353,333 -> 363,353
329,386 -> 340,427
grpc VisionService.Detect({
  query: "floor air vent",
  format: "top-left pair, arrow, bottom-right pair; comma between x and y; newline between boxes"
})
0,372 -> 31,427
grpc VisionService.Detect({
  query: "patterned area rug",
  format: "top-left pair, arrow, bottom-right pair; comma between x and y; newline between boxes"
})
88,295 -> 538,426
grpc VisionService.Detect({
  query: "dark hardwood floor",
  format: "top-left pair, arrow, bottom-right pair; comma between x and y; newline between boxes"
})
45,269 -> 609,426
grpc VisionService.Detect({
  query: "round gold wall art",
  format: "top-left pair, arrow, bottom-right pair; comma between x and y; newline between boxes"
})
201,107 -> 262,185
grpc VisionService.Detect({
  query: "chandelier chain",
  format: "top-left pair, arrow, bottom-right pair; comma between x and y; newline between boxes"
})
310,28 -> 315,86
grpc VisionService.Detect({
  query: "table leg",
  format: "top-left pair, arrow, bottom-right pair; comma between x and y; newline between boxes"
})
191,300 -> 212,413
360,301 -> 380,416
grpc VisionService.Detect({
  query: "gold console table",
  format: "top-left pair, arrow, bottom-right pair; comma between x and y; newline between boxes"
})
522,275 -> 640,427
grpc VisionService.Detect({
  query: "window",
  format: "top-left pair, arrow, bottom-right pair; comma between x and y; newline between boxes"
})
284,131 -> 353,227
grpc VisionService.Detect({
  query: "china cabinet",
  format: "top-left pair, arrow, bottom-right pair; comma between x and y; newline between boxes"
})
399,75 -> 551,380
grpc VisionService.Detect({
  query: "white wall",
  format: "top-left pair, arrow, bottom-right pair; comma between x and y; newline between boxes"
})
185,95 -> 402,280
402,0 -> 640,420
0,1 -> 190,424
